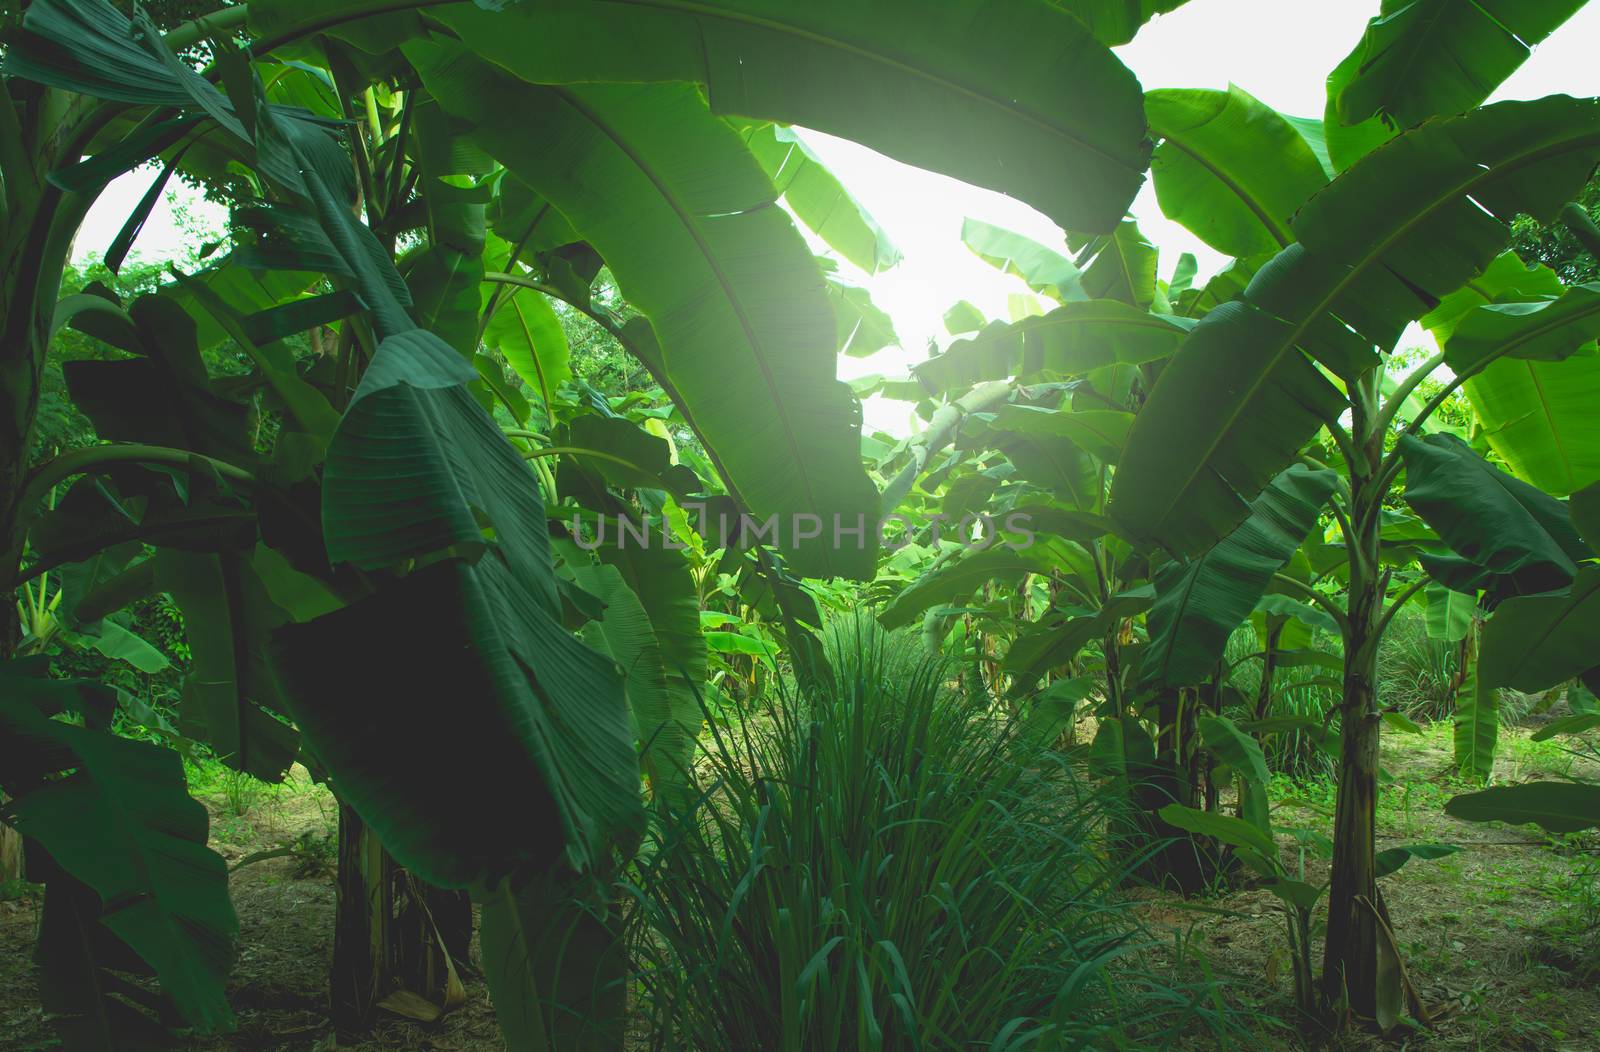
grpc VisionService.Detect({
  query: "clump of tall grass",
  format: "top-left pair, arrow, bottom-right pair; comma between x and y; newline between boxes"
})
1375,610 -> 1460,722
1222,625 -> 1340,782
622,623 -> 1238,1050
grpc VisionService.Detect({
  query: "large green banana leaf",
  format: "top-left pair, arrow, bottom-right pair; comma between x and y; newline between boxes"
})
1464,355 -> 1600,497
1332,0 -> 1589,128
1447,780 -> 1600,833
1451,279 -> 1600,496
1453,650 -> 1495,779
1399,432 -> 1593,597
1145,85 -> 1329,258
1140,464 -> 1338,690
960,219 -> 1084,302
912,302 -> 1192,396
740,123 -> 900,274
483,283 -> 571,415
1421,254 -> 1600,497
1424,583 -> 1473,643
1442,283 -> 1600,373
411,44 -> 877,578
0,694 -> 237,1033
272,555 -> 642,887
1478,566 -> 1600,695
1111,96 -> 1600,555
154,550 -> 301,783
309,310 -> 641,879
878,540 -> 1080,631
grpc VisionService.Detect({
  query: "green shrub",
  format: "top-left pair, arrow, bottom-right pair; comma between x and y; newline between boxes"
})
622,625 -> 1237,1050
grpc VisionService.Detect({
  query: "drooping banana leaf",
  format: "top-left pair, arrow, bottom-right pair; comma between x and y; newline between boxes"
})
1399,432 -> 1593,598
272,554 -> 642,887
1453,659 -> 1496,779
1464,354 -> 1600,498
741,123 -> 900,273
1198,714 -> 1272,834
1140,464 -> 1338,690
1423,582 -> 1473,643
154,550 -> 301,783
412,44 -> 877,577
248,0 -> 1149,233
960,218 -> 1084,302
0,693 -> 237,1033
1478,567 -> 1600,696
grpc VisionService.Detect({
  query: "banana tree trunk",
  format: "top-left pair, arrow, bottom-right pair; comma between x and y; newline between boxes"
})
1322,651 -> 1380,1016
331,804 -> 470,1035
1322,373 -> 1384,1020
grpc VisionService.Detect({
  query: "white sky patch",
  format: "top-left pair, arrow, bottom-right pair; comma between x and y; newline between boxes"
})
73,167 -> 228,271
69,1 -> 1600,438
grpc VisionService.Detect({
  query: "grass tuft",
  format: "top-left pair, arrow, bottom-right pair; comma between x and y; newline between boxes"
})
621,621 -> 1239,1050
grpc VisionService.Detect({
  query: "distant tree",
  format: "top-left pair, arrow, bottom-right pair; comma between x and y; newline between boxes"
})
1510,173 -> 1600,284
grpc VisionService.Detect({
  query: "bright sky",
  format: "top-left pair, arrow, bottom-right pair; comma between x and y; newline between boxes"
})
72,0 -> 1600,437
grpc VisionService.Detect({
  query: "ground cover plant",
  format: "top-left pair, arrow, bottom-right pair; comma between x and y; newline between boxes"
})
3,0 -> 1600,1048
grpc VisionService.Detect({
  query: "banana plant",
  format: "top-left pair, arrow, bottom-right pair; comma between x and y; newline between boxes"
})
1162,719 -> 1459,1027
1107,14 -> 1600,1021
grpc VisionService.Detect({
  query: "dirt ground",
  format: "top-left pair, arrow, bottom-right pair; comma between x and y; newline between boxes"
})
3,723 -> 1599,1050
1147,721 -> 1600,1051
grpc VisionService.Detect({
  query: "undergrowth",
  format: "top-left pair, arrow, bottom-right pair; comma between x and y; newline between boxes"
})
621,623 -> 1243,1050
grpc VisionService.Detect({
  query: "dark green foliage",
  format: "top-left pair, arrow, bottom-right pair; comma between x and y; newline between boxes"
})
0,675 -> 237,1032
